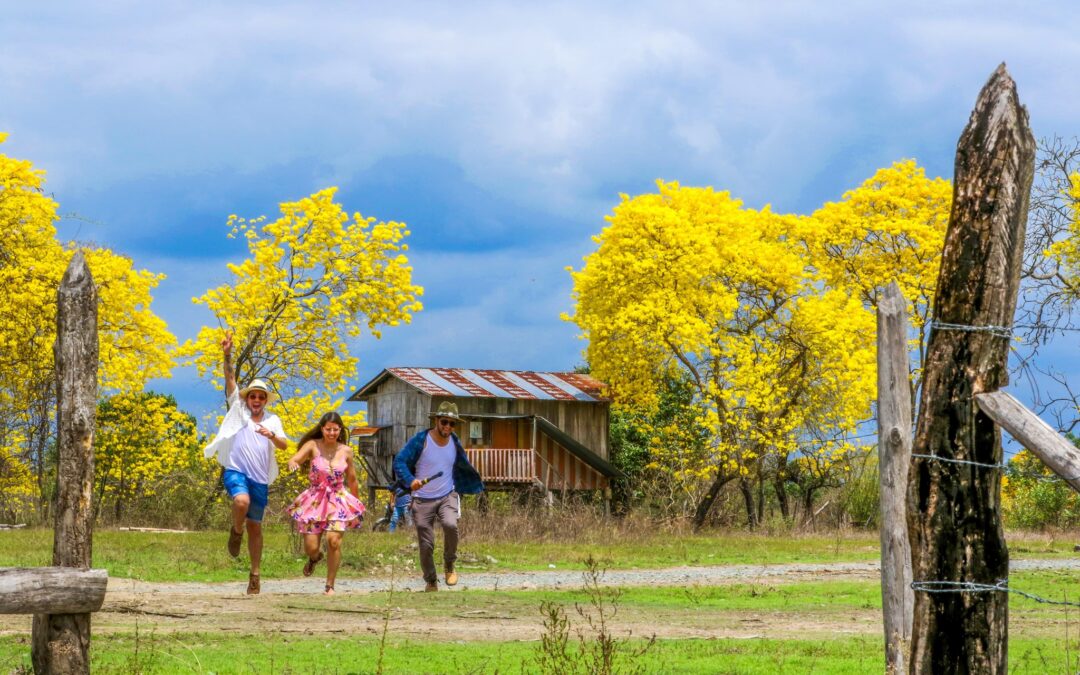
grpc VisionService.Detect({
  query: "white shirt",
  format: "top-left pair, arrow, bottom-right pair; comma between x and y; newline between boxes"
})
202,388 -> 286,485
413,431 -> 456,499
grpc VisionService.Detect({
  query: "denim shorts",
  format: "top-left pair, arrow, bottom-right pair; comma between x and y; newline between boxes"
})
222,469 -> 269,522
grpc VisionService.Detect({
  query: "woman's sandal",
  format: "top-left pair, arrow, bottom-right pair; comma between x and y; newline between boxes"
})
324,584 -> 335,596
302,552 -> 324,577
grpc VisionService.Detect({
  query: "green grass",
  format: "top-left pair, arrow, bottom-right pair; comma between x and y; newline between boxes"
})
1,633 -> 1076,674
1,525 -> 1075,582
0,525 -> 887,582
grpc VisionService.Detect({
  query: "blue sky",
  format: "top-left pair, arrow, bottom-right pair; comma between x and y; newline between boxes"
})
4,2 -> 1080,427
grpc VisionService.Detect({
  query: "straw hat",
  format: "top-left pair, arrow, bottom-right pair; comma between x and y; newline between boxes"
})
429,401 -> 464,421
238,379 -> 278,404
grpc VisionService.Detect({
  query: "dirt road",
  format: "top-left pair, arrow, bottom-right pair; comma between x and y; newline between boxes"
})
3,559 -> 1076,642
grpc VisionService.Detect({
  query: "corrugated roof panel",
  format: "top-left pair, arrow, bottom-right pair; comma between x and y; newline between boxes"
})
389,367 -> 453,396
516,371 -> 577,400
474,370 -> 537,398
366,367 -> 609,402
432,368 -> 498,396
538,372 -> 598,402
458,369 -> 514,397
498,371 -> 555,399
414,368 -> 475,397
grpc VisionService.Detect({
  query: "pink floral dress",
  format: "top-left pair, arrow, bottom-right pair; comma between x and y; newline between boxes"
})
287,454 -> 366,534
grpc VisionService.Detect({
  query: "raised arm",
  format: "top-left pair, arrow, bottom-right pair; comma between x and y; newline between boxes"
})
222,331 -> 237,399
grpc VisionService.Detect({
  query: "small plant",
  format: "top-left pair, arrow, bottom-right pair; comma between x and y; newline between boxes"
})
529,554 -> 655,675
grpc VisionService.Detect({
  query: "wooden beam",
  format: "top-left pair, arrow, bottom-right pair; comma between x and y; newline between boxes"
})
876,282 -> 913,673
0,568 -> 107,614
907,64 -> 1035,675
975,391 -> 1080,493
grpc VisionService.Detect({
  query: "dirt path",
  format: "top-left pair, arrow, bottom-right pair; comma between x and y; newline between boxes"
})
3,559 -> 1077,642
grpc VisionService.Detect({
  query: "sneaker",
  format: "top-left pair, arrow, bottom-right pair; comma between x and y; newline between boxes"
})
445,568 -> 458,586
424,581 -> 438,592
228,526 -> 243,558
247,573 -> 260,595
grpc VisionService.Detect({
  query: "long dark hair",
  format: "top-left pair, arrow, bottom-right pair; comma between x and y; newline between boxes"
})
297,411 -> 349,452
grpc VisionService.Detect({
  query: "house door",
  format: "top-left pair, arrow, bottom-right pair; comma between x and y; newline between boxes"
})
492,420 -> 516,447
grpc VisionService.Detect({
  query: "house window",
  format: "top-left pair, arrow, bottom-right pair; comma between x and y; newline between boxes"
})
469,421 -> 483,444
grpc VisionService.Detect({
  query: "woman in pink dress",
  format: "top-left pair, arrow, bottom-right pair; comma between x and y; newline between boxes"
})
286,412 -> 365,594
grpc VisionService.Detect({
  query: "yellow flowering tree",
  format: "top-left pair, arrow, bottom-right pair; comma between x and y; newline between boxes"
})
0,443 -> 36,522
565,181 -> 877,527
800,159 -> 951,379
0,134 -> 176,504
178,187 -> 424,485
94,392 -> 202,521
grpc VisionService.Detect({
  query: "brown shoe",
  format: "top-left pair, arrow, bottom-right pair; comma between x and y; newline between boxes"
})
303,552 -> 324,577
445,568 -> 458,586
246,573 -> 260,595
228,526 -> 243,558
424,581 -> 438,592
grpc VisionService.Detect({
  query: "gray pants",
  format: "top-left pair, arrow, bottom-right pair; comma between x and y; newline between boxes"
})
411,492 -> 459,584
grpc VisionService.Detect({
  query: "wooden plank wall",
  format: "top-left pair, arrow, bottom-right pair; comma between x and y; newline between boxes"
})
364,378 -> 431,487
435,396 -> 610,460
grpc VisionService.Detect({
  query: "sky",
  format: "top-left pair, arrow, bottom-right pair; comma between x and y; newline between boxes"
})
4,2 -> 1080,429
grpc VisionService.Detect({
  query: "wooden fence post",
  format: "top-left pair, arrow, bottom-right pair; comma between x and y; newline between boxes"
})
907,64 -> 1035,674
877,282 -> 913,673
32,252 -> 99,675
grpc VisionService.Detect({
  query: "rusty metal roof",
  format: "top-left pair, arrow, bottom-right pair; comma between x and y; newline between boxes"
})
349,426 -> 383,437
349,368 -> 609,402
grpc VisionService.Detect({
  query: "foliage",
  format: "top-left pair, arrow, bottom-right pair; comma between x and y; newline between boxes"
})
609,374 -> 712,517
0,444 -> 35,522
178,187 -> 423,462
565,180 -> 877,524
799,159 -> 951,341
94,392 -> 204,521
1044,172 -> 1080,302
1002,447 -> 1080,529
531,554 -> 655,675
0,134 -> 176,506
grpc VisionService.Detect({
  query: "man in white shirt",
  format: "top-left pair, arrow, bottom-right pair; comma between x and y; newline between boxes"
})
203,332 -> 288,595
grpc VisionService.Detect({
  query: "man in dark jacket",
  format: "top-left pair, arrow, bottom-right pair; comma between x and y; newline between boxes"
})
393,401 -> 483,592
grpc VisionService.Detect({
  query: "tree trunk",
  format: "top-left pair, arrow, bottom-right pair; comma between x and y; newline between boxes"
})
739,477 -> 758,528
773,471 -> 790,522
32,253 -> 99,675
907,65 -> 1035,675
691,472 -> 733,529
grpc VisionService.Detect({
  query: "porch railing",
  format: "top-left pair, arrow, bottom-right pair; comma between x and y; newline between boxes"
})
465,448 -> 537,483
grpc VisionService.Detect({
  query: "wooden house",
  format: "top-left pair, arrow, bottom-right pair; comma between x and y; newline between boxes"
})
347,367 -> 616,504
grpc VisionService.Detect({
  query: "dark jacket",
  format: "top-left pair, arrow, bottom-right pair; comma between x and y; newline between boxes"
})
393,430 -> 484,495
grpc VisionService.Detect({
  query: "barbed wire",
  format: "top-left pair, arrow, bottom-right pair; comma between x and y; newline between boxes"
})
912,580 -> 1080,607
911,452 -> 1080,482
929,320 -> 1013,339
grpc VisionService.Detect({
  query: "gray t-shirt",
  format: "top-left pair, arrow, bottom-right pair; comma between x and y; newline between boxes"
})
413,431 -> 455,499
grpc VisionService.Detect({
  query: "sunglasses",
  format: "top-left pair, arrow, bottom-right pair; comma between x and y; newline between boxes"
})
247,393 -> 268,401
437,418 -> 457,428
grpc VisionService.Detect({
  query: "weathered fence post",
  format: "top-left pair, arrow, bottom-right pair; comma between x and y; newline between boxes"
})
31,252 -> 99,674
907,64 -> 1035,674
877,281 -> 913,673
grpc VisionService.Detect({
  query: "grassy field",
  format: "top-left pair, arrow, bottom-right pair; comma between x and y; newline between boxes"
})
1,523 -> 1076,582
2,523 -> 1079,673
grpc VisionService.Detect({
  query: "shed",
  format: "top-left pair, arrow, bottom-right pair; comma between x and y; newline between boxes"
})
347,367 -> 615,503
